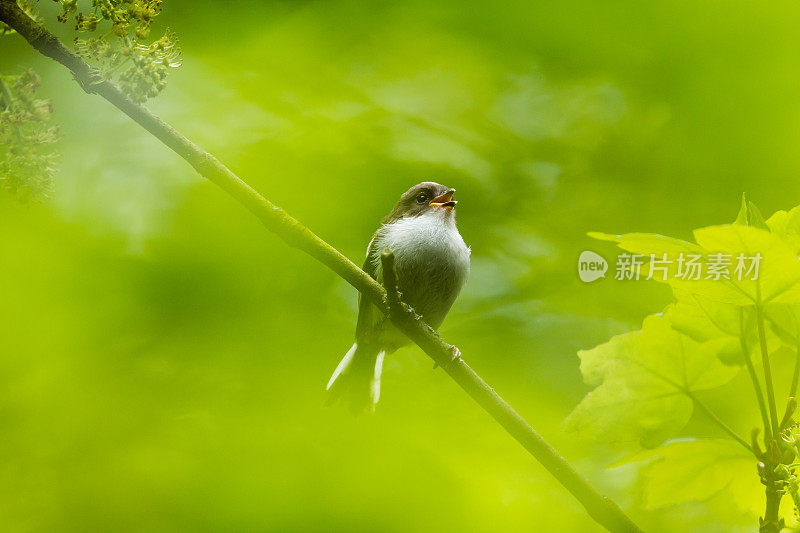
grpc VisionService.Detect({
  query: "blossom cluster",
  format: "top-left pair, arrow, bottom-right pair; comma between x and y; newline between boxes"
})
58,0 -> 181,104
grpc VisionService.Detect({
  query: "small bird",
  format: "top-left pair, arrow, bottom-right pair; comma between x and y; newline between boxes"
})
327,182 -> 471,412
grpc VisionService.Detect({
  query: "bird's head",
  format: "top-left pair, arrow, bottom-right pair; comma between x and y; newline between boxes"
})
385,182 -> 458,222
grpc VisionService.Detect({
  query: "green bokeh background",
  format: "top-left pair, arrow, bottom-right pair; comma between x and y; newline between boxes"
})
3,1 -> 800,530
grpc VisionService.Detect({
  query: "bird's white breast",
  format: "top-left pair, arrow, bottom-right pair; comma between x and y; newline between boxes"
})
370,210 -> 470,330
373,211 -> 470,278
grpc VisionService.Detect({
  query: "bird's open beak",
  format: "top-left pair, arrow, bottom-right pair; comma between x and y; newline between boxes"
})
430,188 -> 457,209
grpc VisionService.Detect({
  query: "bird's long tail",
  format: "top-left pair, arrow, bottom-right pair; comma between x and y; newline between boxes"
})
326,342 -> 386,413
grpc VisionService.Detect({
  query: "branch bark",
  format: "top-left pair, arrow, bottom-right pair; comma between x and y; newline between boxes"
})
0,2 -> 642,531
759,446 -> 785,533
760,482 -> 783,533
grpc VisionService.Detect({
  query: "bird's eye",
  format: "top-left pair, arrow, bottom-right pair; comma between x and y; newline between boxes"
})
416,193 -> 428,204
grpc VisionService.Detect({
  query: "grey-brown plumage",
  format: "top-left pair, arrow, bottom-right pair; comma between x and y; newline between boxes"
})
327,182 -> 470,412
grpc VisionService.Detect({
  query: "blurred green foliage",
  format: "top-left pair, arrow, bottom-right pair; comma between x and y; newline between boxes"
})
0,68 -> 58,200
4,0 -> 800,530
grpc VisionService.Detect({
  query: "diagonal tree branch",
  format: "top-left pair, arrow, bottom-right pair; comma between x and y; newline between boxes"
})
0,2 -> 641,531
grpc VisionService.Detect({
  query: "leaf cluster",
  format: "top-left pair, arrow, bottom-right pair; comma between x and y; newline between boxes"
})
565,195 -> 800,524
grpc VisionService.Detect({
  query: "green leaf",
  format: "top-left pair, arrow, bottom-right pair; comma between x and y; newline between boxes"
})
733,193 -> 769,230
588,231 -> 702,255
766,204 -> 800,254
691,224 -> 800,305
563,315 -> 738,447
764,304 -> 800,347
596,224 -> 800,366
595,225 -> 800,305
665,291 -> 740,342
733,193 -> 748,226
665,292 -> 787,366
617,439 -> 761,515
664,295 -> 742,365
747,201 -> 769,230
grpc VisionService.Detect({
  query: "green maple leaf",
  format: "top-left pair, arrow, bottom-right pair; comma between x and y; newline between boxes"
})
765,304 -> 800,348
665,295 -> 791,370
593,220 -> 800,370
617,439 -> 763,516
571,197 -> 800,525
663,296 -> 742,364
563,315 -> 738,447
593,224 -> 800,306
766,206 -> 800,255
734,192 -> 769,230
692,224 -> 800,305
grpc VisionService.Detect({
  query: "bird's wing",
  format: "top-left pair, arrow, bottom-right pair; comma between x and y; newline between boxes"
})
355,228 -> 385,340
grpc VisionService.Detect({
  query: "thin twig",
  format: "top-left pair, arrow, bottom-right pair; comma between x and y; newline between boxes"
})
780,397 -> 796,431
752,298 -> 784,533
755,294 -> 780,439
380,249 -> 400,308
0,2 -> 641,532
741,308 -> 773,437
